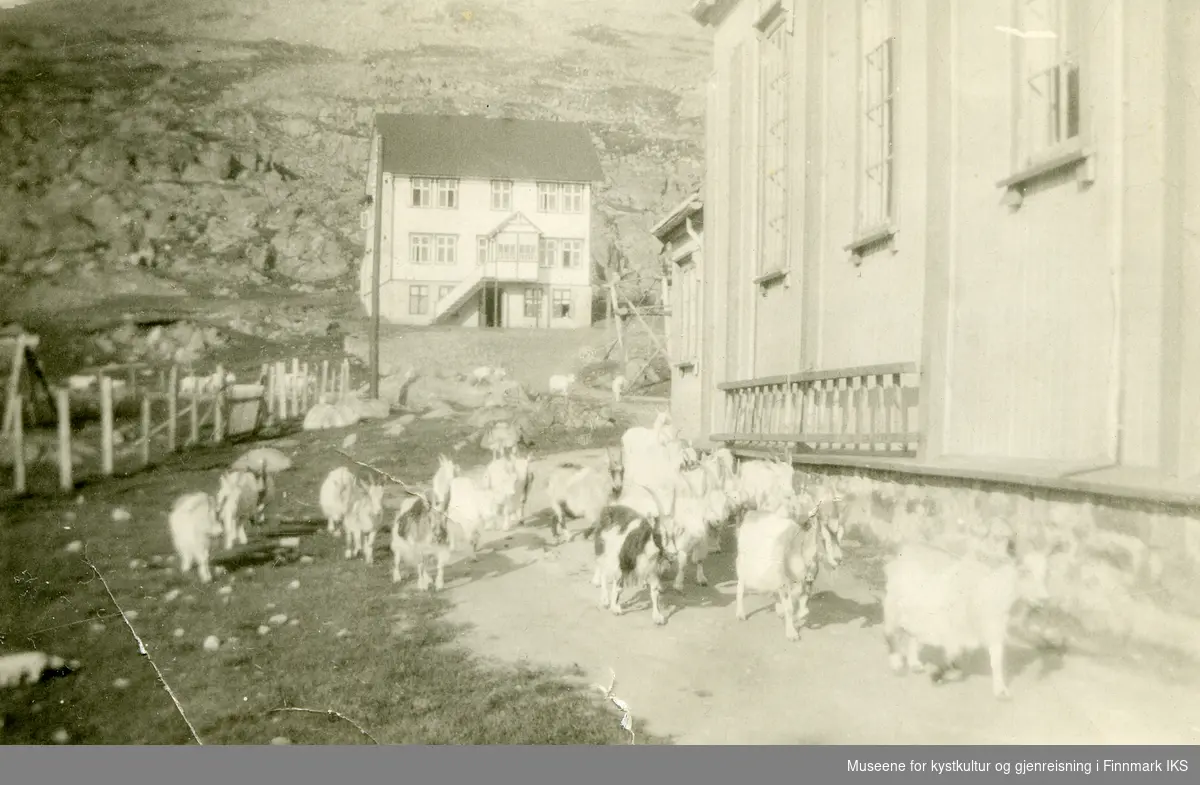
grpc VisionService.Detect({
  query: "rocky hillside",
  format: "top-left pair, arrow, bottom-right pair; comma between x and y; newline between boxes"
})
0,0 -> 710,324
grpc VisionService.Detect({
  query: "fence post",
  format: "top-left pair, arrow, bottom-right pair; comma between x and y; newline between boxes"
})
56,388 -> 72,491
140,394 -> 151,466
289,358 -> 300,416
189,388 -> 199,446
100,376 -> 114,476
11,395 -> 25,493
300,361 -> 310,412
340,358 -> 350,400
275,361 -> 287,420
213,364 -> 225,443
265,363 -> 275,423
167,365 -> 178,452
320,359 -> 330,403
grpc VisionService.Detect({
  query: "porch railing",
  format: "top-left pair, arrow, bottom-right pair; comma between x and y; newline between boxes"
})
711,362 -> 921,456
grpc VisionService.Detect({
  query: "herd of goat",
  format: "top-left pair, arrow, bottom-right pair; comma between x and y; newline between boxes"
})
164,411 -> 1058,701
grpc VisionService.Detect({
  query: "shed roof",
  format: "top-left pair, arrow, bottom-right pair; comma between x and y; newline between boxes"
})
374,114 -> 605,183
651,191 -> 704,240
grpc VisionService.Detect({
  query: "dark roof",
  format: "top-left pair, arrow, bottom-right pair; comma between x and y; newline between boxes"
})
375,114 -> 605,183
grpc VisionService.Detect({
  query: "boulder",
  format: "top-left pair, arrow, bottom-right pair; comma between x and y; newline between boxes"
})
230,447 -> 293,474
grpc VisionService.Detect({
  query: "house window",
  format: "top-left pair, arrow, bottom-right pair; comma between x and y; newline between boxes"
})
434,234 -> 457,264
676,258 -> 700,366
477,235 -> 490,264
518,234 -> 538,262
537,182 -> 560,212
523,287 -> 544,318
496,237 -> 517,261
490,180 -> 513,211
435,178 -> 459,209
438,285 -> 454,303
858,0 -> 896,233
757,8 -> 791,276
409,285 -> 429,315
561,183 -> 585,213
409,233 -> 433,263
1014,0 -> 1081,169
552,289 -> 572,319
539,238 -> 557,268
560,238 -> 583,269
411,177 -> 432,208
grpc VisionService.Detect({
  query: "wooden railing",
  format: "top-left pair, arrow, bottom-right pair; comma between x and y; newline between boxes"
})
711,362 -> 921,456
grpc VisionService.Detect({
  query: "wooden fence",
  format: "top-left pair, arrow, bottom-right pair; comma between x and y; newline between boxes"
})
5,354 -> 354,495
710,362 -> 922,457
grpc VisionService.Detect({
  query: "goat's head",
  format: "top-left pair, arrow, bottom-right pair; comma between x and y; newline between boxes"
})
365,482 -> 385,517
1014,539 -> 1069,608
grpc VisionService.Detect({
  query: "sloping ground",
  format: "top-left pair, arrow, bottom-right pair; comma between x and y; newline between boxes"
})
444,449 -> 1200,745
0,0 -> 708,324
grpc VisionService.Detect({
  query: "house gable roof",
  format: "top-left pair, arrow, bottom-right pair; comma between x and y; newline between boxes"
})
375,114 -> 605,183
486,211 -> 544,239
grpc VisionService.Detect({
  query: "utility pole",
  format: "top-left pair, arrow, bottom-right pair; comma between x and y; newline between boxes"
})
368,124 -> 384,399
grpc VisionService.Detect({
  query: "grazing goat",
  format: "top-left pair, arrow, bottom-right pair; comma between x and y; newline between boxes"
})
215,465 -> 266,551
431,455 -> 458,512
168,491 -> 224,584
343,481 -> 386,564
611,374 -> 627,403
471,366 -> 495,385
480,420 -> 519,460
592,505 -> 668,625
548,373 -> 576,396
483,455 -> 523,531
546,447 -> 624,543
882,536 -> 1060,700
735,500 -> 824,641
444,471 -> 509,561
390,493 -> 452,589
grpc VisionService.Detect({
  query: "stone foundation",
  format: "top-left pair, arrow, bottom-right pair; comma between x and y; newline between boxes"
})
797,465 -> 1200,661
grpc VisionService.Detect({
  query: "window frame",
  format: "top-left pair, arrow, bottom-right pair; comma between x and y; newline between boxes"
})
490,179 -> 513,211
523,287 -> 544,318
536,182 -> 561,213
408,284 -> 429,315
552,288 -> 573,319
409,233 -> 433,264
753,2 -> 793,285
998,0 -> 1093,197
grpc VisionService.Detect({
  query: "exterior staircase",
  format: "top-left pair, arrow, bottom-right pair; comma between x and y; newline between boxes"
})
430,265 -> 486,325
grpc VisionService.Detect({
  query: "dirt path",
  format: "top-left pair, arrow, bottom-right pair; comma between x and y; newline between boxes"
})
437,449 -> 1200,745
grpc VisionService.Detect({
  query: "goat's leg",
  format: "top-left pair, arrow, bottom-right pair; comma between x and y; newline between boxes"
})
391,548 -> 404,584
906,637 -> 925,673
988,642 -> 1011,700
672,548 -> 690,592
608,575 -> 624,616
597,568 -> 610,609
343,529 -> 354,560
237,517 -> 249,546
792,583 -> 811,625
434,551 -> 447,591
694,549 -> 708,587
197,554 -> 213,584
223,520 -> 236,552
648,574 -> 666,626
548,501 -> 564,541
416,561 -> 430,591
781,585 -> 800,641
364,531 -> 376,565
179,551 -> 194,576
735,578 -> 748,621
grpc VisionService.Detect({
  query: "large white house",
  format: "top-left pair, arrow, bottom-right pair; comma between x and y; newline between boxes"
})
359,114 -> 605,328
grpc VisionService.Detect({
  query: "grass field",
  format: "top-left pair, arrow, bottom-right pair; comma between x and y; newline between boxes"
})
0,409 -> 668,745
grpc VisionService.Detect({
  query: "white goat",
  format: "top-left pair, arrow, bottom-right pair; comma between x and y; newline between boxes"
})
735,499 -> 824,641
546,448 -> 624,543
548,373 -> 576,397
391,493 -> 452,589
215,465 -> 266,551
592,504 -> 669,625
483,455 -> 523,531
664,493 -> 712,591
431,455 -> 458,512
343,481 -> 386,564
168,491 -> 223,584
444,472 -> 509,561
611,374 -> 627,403
882,536 -> 1060,699
470,366 -> 494,385
319,466 -> 359,535
736,458 -> 797,513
